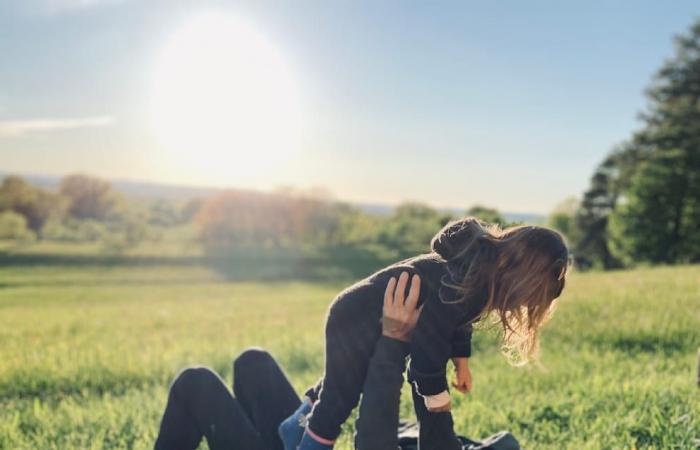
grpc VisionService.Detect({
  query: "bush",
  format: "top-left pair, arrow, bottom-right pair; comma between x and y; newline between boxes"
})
41,219 -> 107,242
0,211 -> 36,242
0,175 -> 66,231
196,190 -> 348,254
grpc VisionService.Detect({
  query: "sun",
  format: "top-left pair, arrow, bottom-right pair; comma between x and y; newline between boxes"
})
149,12 -> 303,183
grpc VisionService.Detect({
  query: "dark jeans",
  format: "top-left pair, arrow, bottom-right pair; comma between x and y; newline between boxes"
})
409,383 -> 463,450
154,348 -> 301,450
306,299 -> 383,440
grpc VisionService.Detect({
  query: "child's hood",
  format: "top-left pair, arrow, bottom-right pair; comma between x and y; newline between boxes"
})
402,253 -> 462,304
413,252 -> 489,322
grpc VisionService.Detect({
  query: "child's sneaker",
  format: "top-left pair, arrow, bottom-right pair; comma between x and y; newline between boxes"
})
278,398 -> 312,450
297,429 -> 334,450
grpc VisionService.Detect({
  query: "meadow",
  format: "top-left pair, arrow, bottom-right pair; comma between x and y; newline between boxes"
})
1,242 -> 699,449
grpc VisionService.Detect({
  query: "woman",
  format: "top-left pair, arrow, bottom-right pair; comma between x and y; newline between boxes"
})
153,273 -> 517,450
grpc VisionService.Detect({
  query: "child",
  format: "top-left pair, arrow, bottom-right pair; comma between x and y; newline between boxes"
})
279,217 -> 570,450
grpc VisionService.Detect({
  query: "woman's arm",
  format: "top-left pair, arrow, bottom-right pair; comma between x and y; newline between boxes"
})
354,272 -> 422,450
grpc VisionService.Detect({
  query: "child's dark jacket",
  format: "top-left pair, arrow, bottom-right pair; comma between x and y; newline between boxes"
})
327,252 -> 488,397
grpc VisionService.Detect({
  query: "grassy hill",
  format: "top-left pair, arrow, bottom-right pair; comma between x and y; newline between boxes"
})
0,243 -> 698,449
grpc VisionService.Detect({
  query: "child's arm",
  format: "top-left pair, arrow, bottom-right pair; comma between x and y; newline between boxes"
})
408,295 -> 466,412
450,322 -> 473,359
450,323 -> 474,394
452,357 -> 472,394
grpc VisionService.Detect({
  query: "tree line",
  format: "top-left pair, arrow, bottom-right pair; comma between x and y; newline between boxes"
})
0,174 -> 192,251
0,172 -> 512,262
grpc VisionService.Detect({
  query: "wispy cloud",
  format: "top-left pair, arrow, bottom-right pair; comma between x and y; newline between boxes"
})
17,0 -> 125,15
0,116 -> 115,137
45,0 -> 124,12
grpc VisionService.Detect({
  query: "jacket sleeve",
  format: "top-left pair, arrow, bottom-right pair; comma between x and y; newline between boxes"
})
354,336 -> 409,450
450,322 -> 473,358
407,295 -> 462,397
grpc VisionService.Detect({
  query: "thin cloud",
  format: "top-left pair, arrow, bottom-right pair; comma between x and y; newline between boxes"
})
47,0 -> 123,11
19,0 -> 125,15
0,116 -> 115,137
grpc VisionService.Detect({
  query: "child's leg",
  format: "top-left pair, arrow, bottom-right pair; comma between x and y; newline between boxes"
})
305,314 -> 381,443
409,382 -> 462,450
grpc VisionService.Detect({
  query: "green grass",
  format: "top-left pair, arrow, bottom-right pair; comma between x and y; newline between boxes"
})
1,244 -> 699,449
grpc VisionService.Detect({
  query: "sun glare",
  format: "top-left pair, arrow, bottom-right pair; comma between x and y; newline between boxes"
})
150,12 -> 302,183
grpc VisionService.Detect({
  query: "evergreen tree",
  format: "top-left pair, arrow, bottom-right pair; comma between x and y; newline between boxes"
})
609,20 -> 700,263
574,140 -> 646,268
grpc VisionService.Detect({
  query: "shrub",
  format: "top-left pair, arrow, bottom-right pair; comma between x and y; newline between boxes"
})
0,210 -> 36,242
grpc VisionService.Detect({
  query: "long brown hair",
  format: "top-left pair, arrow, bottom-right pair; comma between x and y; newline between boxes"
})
431,217 -> 570,364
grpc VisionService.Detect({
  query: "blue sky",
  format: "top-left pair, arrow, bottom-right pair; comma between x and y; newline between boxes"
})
1,0 -> 699,213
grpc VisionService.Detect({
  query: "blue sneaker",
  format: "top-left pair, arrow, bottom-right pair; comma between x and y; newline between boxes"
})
278,398 -> 312,450
297,430 -> 334,450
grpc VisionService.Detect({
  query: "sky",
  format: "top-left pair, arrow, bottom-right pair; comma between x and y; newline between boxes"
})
1,0 -> 699,213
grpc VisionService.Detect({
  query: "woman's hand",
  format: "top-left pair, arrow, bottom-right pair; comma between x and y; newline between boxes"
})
382,272 -> 423,342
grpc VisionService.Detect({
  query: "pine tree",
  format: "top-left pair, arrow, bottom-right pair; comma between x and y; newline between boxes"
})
609,20 -> 700,263
574,140 -> 646,268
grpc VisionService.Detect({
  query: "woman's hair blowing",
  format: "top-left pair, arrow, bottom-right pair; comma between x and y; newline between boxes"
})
431,217 -> 570,364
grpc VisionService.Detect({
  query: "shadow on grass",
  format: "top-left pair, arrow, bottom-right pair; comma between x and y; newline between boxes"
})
0,251 -> 205,268
591,329 -> 698,355
0,369 -> 161,402
204,245 -> 396,282
511,404 -> 571,433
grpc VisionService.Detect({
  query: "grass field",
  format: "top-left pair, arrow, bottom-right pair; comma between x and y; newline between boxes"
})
1,243 -> 699,449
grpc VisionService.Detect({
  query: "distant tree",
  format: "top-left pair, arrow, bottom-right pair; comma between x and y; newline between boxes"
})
331,204 -> 384,246
466,205 -> 506,226
0,210 -> 35,241
608,20 -> 700,264
195,190 -> 347,252
548,197 -> 580,243
148,199 -> 181,227
60,174 -> 119,221
41,218 -> 107,242
0,175 -> 64,232
377,203 -> 453,255
575,151 -> 626,268
181,198 -> 205,223
573,106 -> 655,268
